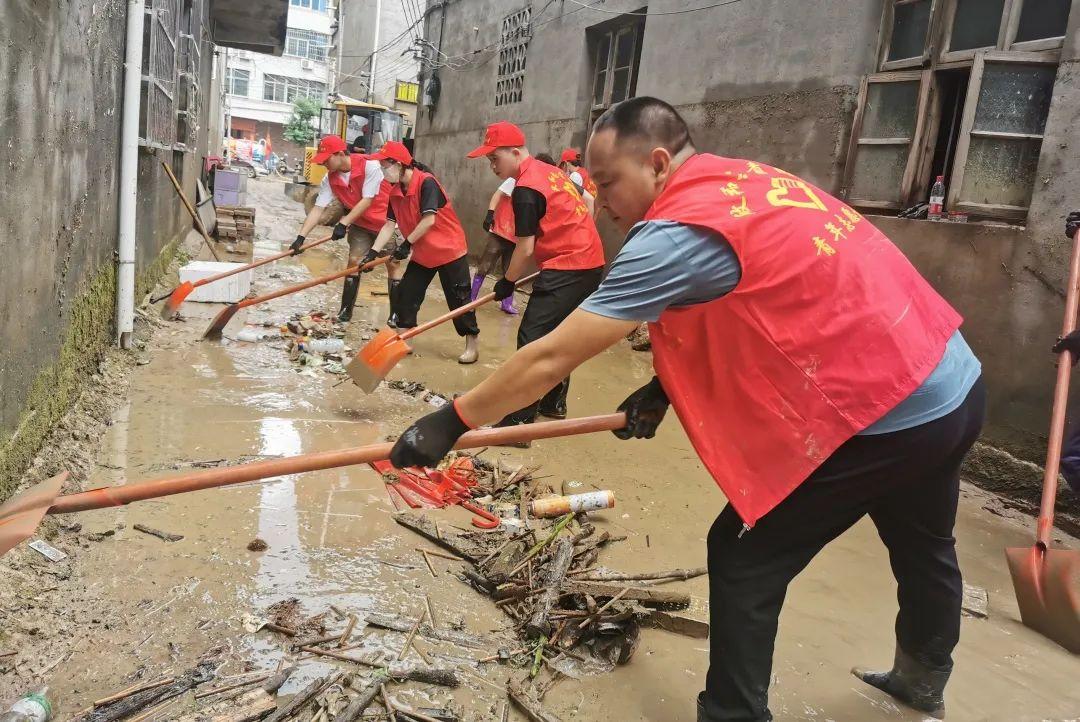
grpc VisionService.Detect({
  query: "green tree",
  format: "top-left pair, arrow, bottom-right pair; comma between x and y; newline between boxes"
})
283,98 -> 321,145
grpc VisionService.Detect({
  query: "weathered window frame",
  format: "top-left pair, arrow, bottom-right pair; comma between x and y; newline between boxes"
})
591,22 -> 642,113
946,50 -> 1059,220
1005,0 -> 1073,51
841,70 -> 934,210
938,0 -> 1071,62
878,0 -> 939,70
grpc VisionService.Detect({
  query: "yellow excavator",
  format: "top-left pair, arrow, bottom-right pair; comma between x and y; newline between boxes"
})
285,95 -> 411,210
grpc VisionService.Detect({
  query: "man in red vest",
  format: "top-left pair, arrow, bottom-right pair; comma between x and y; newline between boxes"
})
389,98 -> 984,721
292,135 -> 397,322
466,122 -> 606,424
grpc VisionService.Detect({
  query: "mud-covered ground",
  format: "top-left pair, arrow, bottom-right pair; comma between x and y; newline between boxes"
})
2,176 -> 1078,720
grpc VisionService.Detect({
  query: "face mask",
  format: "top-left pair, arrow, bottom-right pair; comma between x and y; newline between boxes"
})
383,164 -> 402,184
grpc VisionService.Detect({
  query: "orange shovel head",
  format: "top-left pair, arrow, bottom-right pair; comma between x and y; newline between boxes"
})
160,281 -> 195,320
202,303 -> 241,340
346,327 -> 411,393
1005,544 -> 1080,652
0,472 -> 68,556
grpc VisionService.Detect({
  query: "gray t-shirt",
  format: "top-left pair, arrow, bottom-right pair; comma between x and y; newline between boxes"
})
581,220 -> 981,435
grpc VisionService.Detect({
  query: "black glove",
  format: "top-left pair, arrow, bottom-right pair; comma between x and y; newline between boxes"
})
493,277 -> 515,301
393,240 -> 412,260
614,376 -> 670,440
1067,210 -> 1080,240
332,222 -> 349,240
290,235 -> 305,254
359,248 -> 380,272
483,209 -> 495,233
390,401 -> 471,469
1053,330 -> 1080,365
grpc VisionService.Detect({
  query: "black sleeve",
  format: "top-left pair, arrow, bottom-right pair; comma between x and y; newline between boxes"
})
419,177 -> 447,215
387,203 -> 397,223
512,186 -> 546,237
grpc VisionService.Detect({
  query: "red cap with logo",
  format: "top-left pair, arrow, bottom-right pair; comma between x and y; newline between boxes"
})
312,135 -> 348,165
560,148 -> 580,164
369,140 -> 414,166
466,121 -> 527,158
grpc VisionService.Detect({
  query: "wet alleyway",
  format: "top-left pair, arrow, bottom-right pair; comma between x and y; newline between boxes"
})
3,176 -> 1078,720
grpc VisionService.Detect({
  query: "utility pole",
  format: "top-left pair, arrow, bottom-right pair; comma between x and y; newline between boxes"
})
368,0 -> 382,102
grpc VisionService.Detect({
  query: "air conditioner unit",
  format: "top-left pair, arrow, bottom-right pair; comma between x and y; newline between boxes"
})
237,50 -> 249,59
301,59 -> 314,70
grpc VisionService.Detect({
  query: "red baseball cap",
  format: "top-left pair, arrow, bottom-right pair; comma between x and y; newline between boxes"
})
369,140 -> 413,166
560,148 -> 580,164
312,135 -> 348,164
466,121 -> 527,158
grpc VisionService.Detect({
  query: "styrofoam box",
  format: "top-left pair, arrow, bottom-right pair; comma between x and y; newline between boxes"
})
179,261 -> 252,303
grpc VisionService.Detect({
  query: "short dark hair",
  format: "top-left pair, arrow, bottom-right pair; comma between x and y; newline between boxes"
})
592,97 -> 693,156
535,152 -> 556,166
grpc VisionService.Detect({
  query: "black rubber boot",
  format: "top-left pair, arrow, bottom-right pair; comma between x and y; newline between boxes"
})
852,646 -> 950,719
386,278 -> 401,328
538,379 -> 569,419
337,275 -> 360,323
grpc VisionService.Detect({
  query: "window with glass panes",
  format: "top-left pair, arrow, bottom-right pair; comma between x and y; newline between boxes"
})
843,0 -> 1072,221
226,68 -> 250,96
263,74 -> 326,103
285,28 -> 329,61
590,15 -> 645,114
290,0 -> 327,11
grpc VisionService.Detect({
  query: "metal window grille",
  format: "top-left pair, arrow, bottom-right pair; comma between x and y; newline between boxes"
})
495,6 -> 531,107
176,0 -> 203,149
141,0 -> 181,148
263,74 -> 327,103
285,28 -> 330,61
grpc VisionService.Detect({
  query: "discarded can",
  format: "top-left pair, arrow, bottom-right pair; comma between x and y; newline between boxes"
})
529,491 -> 615,518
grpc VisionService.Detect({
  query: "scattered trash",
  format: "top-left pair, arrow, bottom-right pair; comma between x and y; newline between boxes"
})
133,524 -> 184,543
530,491 -> 616,518
236,326 -> 281,342
0,686 -> 57,722
246,538 -> 269,552
27,541 -> 67,563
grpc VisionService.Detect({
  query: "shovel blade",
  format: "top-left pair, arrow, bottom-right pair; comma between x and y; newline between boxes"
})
1005,544 -> 1080,653
160,281 -> 195,320
346,328 -> 410,392
202,303 -> 240,340
0,472 -> 68,557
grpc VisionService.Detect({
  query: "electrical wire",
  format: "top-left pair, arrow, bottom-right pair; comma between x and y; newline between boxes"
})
563,0 -> 743,16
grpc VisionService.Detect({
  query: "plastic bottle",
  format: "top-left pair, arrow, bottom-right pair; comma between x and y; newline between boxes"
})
1,687 -> 57,722
928,175 -> 945,221
305,338 -> 345,354
529,490 -> 615,518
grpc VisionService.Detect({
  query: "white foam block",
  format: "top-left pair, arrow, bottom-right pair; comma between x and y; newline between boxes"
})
179,261 -> 252,303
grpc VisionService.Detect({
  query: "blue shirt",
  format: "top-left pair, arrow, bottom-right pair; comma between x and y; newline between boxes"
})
581,220 -> 981,434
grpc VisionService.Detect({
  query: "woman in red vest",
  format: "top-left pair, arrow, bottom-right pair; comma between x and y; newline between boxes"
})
292,135 -> 397,322
389,99 -> 984,721
363,141 -> 480,364
472,176 -> 520,315
466,123 -> 606,425
559,147 -> 598,217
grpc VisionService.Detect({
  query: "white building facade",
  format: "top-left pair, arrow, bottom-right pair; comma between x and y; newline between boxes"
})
224,0 -> 334,157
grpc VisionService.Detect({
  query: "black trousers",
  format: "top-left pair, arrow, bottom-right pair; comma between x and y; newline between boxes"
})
701,377 -> 986,721
502,267 -> 603,424
476,233 -> 516,277
395,255 -> 480,337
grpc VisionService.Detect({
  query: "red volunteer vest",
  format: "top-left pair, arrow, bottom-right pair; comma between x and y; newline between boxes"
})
389,169 -> 468,268
514,156 -> 605,271
646,154 -> 962,527
327,154 -> 391,233
492,191 -> 517,243
575,166 -> 598,198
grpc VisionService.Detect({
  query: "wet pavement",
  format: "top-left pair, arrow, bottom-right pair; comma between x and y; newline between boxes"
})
24,177 -> 1080,719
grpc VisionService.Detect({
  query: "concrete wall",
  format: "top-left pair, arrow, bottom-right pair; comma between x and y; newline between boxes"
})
0,0 -> 214,498
338,0 -> 421,106
412,0 -> 1080,499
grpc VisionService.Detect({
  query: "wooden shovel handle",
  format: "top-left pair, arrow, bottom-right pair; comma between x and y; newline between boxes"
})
47,413 -> 626,514
161,160 -> 220,262
237,256 -> 391,310
1039,231 -> 1080,548
399,272 -> 540,342
196,235 -> 334,289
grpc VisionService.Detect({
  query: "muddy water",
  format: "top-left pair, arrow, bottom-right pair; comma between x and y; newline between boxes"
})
38,178 -> 1080,720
